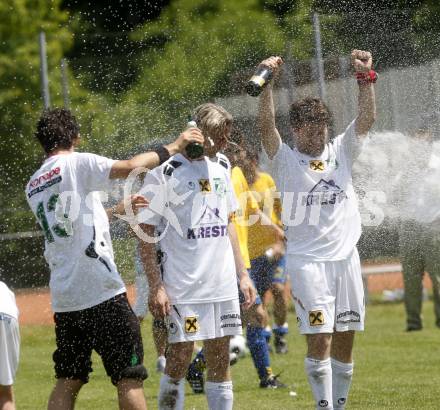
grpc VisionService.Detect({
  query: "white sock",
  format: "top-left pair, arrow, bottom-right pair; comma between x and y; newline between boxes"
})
205,381 -> 233,410
158,374 -> 185,410
304,357 -> 333,409
331,358 -> 353,410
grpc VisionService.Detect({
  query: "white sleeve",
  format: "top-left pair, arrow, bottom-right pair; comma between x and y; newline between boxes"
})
333,120 -> 365,165
76,153 -> 116,192
260,143 -> 289,192
137,167 -> 167,227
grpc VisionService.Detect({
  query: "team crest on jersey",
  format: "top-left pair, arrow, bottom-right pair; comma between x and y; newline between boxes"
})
305,179 -> 347,206
309,160 -> 325,172
185,316 -> 199,333
199,179 -> 211,193
213,177 -> 226,197
309,310 -> 325,326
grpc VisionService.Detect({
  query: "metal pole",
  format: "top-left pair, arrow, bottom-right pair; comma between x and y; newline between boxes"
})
284,42 -> 296,105
60,58 -> 70,109
39,31 -> 50,109
339,56 -> 352,127
312,12 -> 326,101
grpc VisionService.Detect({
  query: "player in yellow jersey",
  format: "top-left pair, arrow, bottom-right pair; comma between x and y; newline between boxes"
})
245,151 -> 289,354
228,143 -> 288,388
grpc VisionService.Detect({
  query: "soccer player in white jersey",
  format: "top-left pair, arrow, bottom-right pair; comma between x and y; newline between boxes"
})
138,103 -> 256,410
0,281 -> 20,410
25,108 -> 203,410
257,50 -> 376,409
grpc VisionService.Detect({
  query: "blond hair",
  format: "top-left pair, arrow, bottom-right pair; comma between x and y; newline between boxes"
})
193,103 -> 233,140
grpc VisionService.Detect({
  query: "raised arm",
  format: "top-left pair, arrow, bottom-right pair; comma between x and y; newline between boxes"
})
109,127 -> 204,179
352,50 -> 377,137
257,56 -> 284,159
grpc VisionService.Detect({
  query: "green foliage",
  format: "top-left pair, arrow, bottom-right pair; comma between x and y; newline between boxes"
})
113,0 -> 290,147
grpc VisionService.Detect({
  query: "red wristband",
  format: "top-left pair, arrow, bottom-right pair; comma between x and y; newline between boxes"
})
356,70 -> 378,85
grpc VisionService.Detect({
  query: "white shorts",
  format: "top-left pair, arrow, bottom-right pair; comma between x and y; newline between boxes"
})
0,314 -> 20,385
166,299 -> 242,344
288,248 -> 365,334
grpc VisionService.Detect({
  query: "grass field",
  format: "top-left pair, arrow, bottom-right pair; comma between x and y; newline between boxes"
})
14,300 -> 440,410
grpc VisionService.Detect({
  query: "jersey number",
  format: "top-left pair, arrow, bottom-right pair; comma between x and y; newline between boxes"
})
36,194 -> 73,243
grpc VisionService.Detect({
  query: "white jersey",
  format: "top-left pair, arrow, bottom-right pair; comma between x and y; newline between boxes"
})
25,152 -> 126,312
138,153 -> 238,304
0,282 -> 18,319
263,120 -> 362,261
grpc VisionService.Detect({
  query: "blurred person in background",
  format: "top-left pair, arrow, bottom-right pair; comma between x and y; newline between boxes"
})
397,112 -> 440,331
243,150 -> 290,354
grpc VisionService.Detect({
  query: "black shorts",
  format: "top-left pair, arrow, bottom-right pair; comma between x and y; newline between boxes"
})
53,293 -> 148,385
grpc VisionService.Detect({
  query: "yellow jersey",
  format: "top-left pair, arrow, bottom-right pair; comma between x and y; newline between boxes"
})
231,166 -> 259,269
248,172 -> 282,260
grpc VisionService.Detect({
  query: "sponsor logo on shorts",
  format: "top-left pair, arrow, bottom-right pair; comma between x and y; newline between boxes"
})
296,316 -> 302,327
199,179 -> 211,193
166,319 -> 178,335
309,310 -> 325,326
220,313 -> 242,328
337,398 -> 346,405
319,399 -> 329,407
185,316 -> 199,333
336,310 -> 360,324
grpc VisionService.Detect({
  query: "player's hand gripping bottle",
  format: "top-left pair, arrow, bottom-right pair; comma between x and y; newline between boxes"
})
185,119 -> 204,159
245,64 -> 273,97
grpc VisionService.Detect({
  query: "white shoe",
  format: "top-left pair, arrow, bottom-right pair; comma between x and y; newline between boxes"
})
156,355 -> 166,373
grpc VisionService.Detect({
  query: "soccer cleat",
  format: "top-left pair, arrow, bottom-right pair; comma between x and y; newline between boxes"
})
274,335 -> 288,354
259,373 -> 287,389
406,326 -> 422,332
229,352 -> 238,366
186,367 -> 205,394
156,355 -> 166,373
186,354 -> 206,394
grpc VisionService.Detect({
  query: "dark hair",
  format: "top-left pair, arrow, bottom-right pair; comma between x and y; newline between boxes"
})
35,108 -> 80,153
289,97 -> 332,129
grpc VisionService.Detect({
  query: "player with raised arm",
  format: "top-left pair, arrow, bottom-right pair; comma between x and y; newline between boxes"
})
138,103 -> 256,410
257,50 -> 376,409
25,108 -> 203,410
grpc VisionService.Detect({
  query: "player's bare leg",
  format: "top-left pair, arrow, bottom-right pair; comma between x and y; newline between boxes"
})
153,320 -> 168,372
159,341 -> 194,410
330,331 -> 355,409
270,282 -> 289,353
0,385 -> 15,410
117,379 -> 147,410
47,378 -> 83,410
204,336 -> 233,410
305,334 -> 333,409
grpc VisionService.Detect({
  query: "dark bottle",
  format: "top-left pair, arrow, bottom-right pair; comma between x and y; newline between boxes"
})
185,120 -> 204,159
245,65 -> 273,96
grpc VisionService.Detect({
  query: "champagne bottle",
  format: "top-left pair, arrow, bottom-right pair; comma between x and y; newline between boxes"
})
185,119 -> 204,159
245,65 -> 273,97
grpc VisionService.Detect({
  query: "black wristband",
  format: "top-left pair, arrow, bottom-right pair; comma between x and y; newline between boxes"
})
154,145 -> 171,165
